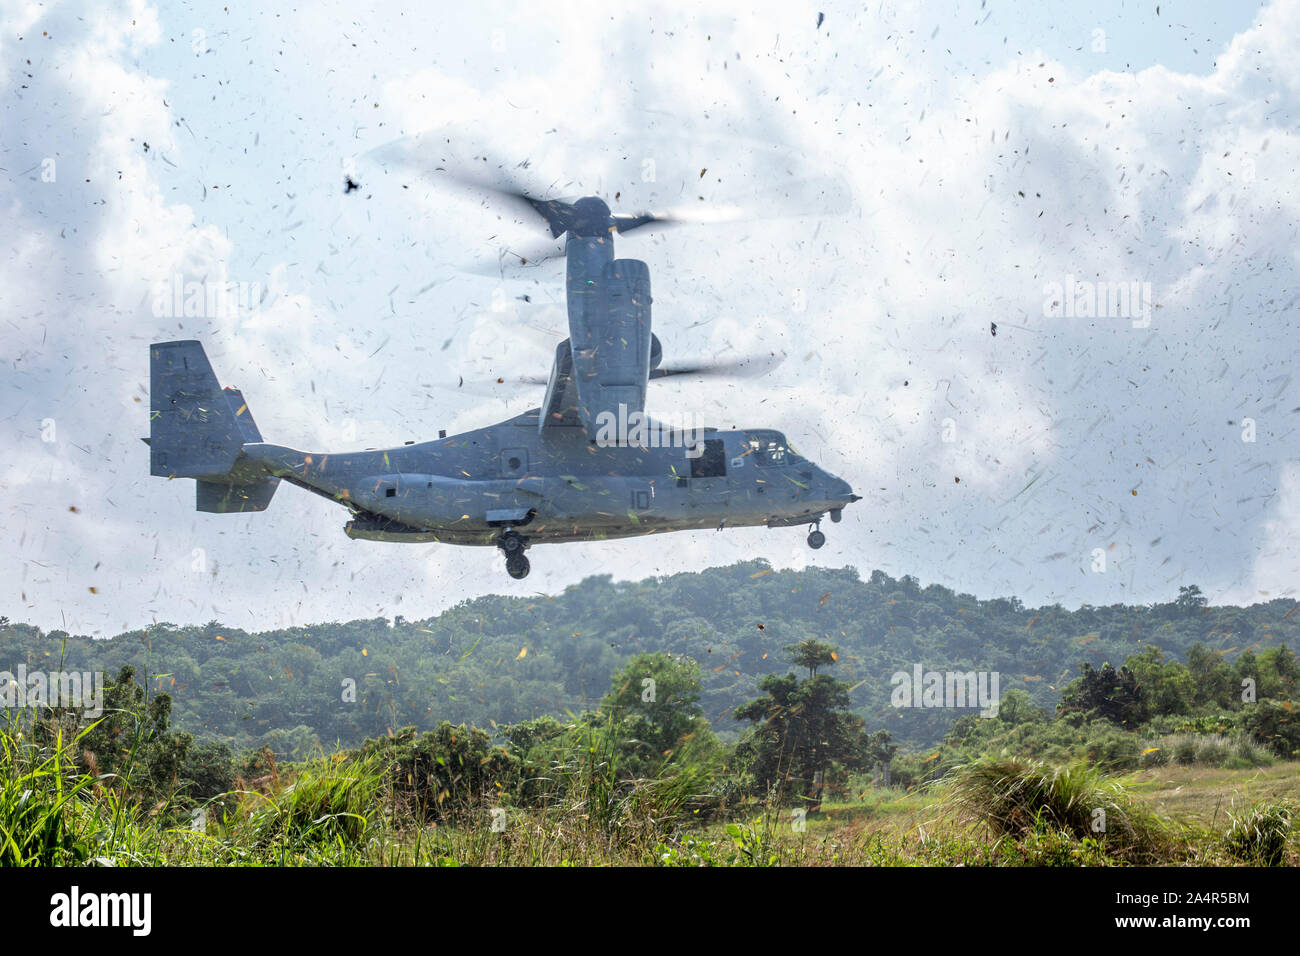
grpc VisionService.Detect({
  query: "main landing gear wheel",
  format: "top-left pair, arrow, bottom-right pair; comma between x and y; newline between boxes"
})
506,553 -> 531,579
807,529 -> 826,550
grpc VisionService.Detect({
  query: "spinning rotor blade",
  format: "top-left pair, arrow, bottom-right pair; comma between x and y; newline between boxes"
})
460,240 -> 567,278
610,212 -> 682,235
451,352 -> 785,394
477,185 -> 688,239
652,352 -> 786,380
365,136 -> 737,239
436,168 -> 580,237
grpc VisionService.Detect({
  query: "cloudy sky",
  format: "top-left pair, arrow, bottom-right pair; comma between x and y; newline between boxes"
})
4,0 -> 1297,635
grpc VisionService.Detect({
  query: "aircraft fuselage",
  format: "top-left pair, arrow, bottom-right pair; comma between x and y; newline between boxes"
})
235,409 -> 856,547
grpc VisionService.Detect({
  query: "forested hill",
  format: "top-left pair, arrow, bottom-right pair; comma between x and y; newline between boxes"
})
4,563 -> 1296,754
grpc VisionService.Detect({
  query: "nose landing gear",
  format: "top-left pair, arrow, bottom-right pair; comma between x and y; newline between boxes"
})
807,520 -> 826,550
498,531 -> 531,579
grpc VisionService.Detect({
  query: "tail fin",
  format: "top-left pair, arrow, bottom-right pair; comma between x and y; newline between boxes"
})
149,340 -> 279,513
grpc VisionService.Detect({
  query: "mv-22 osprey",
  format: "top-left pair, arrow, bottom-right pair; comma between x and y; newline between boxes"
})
148,185 -> 859,578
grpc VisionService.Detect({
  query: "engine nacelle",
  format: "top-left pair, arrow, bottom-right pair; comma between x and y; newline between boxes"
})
572,258 -> 652,435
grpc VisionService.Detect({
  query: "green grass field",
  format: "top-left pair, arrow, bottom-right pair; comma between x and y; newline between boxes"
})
6,724 -> 1292,866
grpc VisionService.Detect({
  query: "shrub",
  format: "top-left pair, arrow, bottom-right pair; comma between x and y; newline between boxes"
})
1240,700 -> 1300,758
245,752 -> 384,850
944,758 -> 1181,864
1137,733 -> 1272,770
358,723 -> 517,824
1081,722 -> 1142,772
1222,802 -> 1292,866
1014,822 -> 1111,867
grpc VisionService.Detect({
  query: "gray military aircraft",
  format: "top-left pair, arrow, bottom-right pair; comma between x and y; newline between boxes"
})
147,186 -> 859,578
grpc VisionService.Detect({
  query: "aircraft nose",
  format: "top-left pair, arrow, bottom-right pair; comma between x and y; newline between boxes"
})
830,476 -> 859,504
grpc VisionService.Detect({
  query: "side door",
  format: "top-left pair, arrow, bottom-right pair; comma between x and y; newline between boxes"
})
686,438 -> 728,512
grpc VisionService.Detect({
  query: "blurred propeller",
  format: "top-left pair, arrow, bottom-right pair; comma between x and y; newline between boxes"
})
651,351 -> 786,380
434,168 -> 688,243
445,350 -> 785,394
361,133 -> 846,269
463,241 -> 566,278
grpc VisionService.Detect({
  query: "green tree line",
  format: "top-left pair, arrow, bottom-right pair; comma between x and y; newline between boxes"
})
3,568 -> 1298,760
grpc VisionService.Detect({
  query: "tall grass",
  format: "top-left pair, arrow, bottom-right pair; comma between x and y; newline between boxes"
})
240,752 -> 385,859
1138,733 -> 1272,769
943,758 -> 1185,864
7,722 -> 1290,867
1222,801 -> 1292,866
0,729 -> 97,865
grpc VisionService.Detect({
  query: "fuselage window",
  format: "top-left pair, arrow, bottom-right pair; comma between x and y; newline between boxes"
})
690,439 -> 727,478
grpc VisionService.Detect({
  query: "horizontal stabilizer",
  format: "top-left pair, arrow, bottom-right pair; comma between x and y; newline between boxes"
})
196,477 -> 279,513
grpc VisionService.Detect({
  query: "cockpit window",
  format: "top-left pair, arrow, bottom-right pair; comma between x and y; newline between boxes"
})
744,432 -> 802,467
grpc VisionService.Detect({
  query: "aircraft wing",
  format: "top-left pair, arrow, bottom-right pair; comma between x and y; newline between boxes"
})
538,338 -> 583,430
